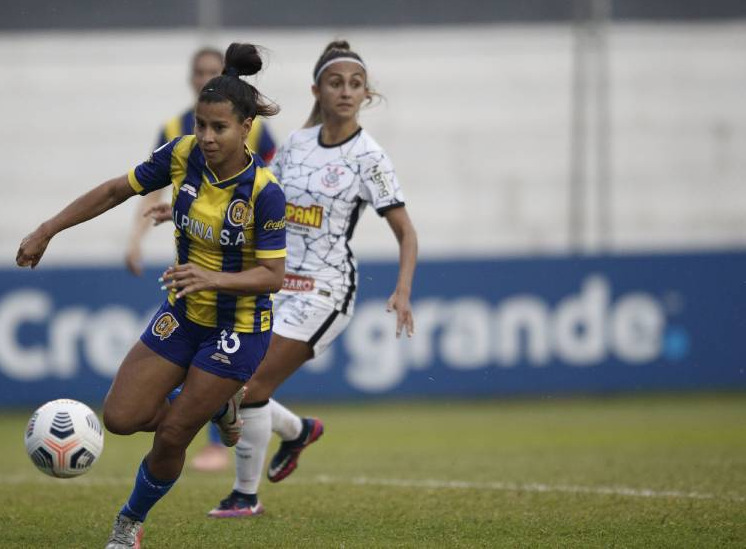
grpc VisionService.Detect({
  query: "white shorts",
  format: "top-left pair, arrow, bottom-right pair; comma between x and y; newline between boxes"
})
272,291 -> 351,357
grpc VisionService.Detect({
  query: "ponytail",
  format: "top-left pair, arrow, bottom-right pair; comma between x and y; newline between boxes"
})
199,42 -> 279,121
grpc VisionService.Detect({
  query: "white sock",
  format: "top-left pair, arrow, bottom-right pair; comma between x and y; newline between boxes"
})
232,404 -> 271,496
269,399 -> 303,441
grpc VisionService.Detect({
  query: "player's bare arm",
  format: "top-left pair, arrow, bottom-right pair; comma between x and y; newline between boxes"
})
384,205 -> 417,338
17,175 -> 135,268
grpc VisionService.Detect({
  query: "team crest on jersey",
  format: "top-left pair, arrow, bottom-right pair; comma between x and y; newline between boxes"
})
322,166 -> 346,188
152,313 -> 179,341
227,199 -> 254,228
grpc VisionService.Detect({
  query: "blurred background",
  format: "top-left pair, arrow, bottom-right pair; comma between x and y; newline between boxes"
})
1,0 -> 745,405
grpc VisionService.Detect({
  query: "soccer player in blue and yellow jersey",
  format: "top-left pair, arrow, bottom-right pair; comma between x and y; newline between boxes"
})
126,46 -> 277,473
17,43 -> 284,549
126,46 -> 276,277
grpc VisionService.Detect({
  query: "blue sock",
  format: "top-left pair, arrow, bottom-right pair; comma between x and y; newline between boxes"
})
120,459 -> 178,522
166,386 -> 182,403
208,422 -> 223,445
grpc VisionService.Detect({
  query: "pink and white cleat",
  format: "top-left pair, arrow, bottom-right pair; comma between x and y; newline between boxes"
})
207,491 -> 264,519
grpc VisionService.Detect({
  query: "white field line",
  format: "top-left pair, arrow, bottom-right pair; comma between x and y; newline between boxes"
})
1,473 -> 743,503
309,476 -> 746,503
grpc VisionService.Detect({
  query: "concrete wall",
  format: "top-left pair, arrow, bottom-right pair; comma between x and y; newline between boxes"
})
0,23 -> 744,266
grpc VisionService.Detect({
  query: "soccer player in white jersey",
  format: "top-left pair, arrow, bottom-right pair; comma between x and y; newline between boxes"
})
207,39 -> 418,518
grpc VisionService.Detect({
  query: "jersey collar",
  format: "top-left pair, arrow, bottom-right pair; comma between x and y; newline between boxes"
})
317,126 -> 362,149
203,145 -> 256,189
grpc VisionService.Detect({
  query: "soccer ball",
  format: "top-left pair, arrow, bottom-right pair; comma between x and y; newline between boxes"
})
24,399 -> 104,478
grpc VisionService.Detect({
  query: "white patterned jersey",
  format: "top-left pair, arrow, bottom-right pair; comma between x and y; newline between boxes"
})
271,125 -> 405,314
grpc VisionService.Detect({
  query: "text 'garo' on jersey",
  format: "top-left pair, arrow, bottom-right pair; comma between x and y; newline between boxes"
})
271,125 -> 405,314
128,135 -> 287,333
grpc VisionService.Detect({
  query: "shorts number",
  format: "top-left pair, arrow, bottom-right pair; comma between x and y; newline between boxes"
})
218,330 -> 241,354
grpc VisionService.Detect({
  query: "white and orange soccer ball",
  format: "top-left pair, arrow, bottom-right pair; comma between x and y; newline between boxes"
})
24,399 -> 104,478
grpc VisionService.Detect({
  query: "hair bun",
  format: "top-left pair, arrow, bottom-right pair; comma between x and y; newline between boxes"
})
324,40 -> 350,54
223,43 -> 263,77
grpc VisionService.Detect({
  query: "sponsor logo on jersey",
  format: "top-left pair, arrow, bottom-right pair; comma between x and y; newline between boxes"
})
263,217 -> 286,231
152,313 -> 179,341
282,274 -> 315,292
227,199 -> 253,228
370,164 -> 392,199
173,210 -> 247,246
286,203 -> 323,228
322,166 -> 345,188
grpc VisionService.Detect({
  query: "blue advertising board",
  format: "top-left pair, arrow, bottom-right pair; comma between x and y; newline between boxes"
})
0,251 -> 744,407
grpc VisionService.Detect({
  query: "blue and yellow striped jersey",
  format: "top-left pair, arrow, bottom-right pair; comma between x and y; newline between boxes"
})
128,135 -> 287,333
157,108 -> 276,164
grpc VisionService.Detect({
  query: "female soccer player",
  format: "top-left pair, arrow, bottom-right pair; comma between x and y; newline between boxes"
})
126,46 -> 276,276
208,40 -> 418,518
16,43 -> 285,549
126,46 -> 277,473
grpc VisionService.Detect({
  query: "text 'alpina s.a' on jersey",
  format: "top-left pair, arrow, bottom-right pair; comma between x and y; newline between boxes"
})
127,135 -> 287,333
271,125 -> 405,314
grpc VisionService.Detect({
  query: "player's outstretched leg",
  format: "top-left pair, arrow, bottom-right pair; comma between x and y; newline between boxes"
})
208,402 -> 271,518
268,407 -> 324,483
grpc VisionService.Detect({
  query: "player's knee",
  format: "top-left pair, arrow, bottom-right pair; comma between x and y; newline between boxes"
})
103,395 -> 160,435
102,407 -> 139,435
154,420 -> 194,452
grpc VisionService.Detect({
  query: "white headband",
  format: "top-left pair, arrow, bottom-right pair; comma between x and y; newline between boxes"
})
314,57 -> 367,83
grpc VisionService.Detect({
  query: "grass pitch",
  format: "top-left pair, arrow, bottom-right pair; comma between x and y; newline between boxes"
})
1,394 -> 745,548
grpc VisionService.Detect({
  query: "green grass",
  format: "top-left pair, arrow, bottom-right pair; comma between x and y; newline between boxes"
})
1,394 -> 745,547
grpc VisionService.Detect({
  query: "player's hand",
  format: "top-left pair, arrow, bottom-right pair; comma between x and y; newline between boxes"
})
125,245 -> 143,276
161,263 -> 218,299
386,289 -> 414,338
16,226 -> 52,269
144,203 -> 172,226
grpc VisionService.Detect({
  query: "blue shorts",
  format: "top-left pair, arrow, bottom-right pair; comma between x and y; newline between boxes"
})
140,300 -> 272,382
